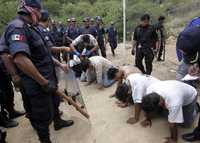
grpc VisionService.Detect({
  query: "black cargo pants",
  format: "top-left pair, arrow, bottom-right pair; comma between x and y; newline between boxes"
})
135,47 -> 154,75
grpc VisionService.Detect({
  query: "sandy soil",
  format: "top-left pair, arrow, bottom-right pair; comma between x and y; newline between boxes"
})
6,39 -> 200,143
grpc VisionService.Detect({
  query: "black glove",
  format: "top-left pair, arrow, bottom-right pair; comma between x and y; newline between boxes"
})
42,81 -> 57,94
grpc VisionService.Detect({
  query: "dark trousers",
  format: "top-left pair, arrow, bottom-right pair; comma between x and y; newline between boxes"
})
109,41 -> 117,55
27,89 -> 54,141
25,86 -> 61,141
0,69 -> 14,114
194,117 -> 200,136
99,44 -> 106,58
135,48 -> 154,75
157,41 -> 165,60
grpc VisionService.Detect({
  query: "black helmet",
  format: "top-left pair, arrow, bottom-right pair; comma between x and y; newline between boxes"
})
18,0 -> 42,14
40,9 -> 49,22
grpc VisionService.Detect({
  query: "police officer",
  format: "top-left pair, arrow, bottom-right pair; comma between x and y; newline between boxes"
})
90,18 -> 95,27
0,37 -> 24,127
79,17 -> 98,39
1,0 -> 73,142
65,17 -> 80,40
95,16 -> 106,58
0,57 -> 19,128
176,25 -> 200,142
106,21 -> 118,56
132,14 -> 158,75
50,21 -> 65,61
37,9 -> 74,131
154,16 -> 166,61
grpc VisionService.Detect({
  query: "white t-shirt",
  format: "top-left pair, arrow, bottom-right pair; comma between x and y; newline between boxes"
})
72,34 -> 98,47
89,56 -> 114,84
146,80 -> 197,123
126,74 -> 160,104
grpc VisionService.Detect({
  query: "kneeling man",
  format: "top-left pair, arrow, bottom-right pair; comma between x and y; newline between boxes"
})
81,56 -> 115,89
142,80 -> 198,143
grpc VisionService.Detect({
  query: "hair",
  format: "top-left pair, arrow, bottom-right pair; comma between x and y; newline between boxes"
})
141,93 -> 160,114
140,14 -> 150,21
115,83 -> 129,103
81,58 -> 91,72
82,35 -> 90,43
158,16 -> 166,21
107,67 -> 119,80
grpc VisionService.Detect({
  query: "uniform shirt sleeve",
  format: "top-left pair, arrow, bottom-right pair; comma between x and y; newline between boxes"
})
151,27 -> 159,42
168,106 -> 184,123
45,34 -> 54,48
133,27 -> 138,41
92,28 -> 98,38
0,33 -> 9,54
5,27 -> 30,57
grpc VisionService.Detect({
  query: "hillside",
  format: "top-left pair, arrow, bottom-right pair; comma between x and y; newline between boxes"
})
0,0 -> 200,38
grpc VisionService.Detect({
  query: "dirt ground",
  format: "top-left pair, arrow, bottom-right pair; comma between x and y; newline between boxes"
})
6,39 -> 200,143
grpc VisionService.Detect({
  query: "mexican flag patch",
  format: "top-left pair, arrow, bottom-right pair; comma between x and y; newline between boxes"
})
11,34 -> 25,41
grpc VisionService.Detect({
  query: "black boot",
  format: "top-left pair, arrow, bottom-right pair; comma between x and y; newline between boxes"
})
182,128 -> 200,142
0,113 -> 18,128
54,117 -> 74,131
0,130 -> 7,143
9,110 -> 25,119
40,137 -> 52,143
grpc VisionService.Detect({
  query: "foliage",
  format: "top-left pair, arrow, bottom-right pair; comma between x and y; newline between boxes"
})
0,0 -> 200,38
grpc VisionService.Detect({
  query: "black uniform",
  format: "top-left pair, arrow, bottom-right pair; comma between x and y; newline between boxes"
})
95,25 -> 106,58
50,24 -> 64,61
107,25 -> 118,56
154,22 -> 165,60
177,26 -> 200,142
37,24 -> 61,120
4,16 -> 57,141
0,58 -> 14,115
134,25 -> 158,75
79,26 -> 98,38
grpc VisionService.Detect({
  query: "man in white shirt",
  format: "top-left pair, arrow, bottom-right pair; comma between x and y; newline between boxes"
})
112,73 -> 160,124
81,56 -> 115,89
126,74 -> 160,124
107,66 -> 140,100
141,80 -> 198,143
70,34 -> 98,57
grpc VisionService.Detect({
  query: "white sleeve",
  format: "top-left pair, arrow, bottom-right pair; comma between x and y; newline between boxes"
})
168,106 -> 184,123
90,35 -> 98,46
132,85 -> 145,104
95,63 -> 103,84
72,35 -> 81,46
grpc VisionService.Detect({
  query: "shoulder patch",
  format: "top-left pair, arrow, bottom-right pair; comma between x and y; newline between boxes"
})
11,34 -> 25,41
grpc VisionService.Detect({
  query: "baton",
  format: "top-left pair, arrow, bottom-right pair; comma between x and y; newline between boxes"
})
56,90 -> 90,119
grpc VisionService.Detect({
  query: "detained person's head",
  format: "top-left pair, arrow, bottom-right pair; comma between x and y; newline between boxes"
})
81,58 -> 91,72
141,93 -> 160,114
82,35 -> 90,44
115,83 -> 130,103
140,14 -> 150,27
107,67 -> 121,81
